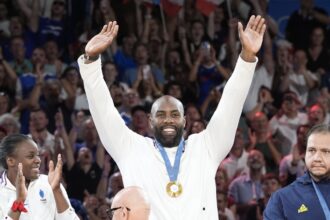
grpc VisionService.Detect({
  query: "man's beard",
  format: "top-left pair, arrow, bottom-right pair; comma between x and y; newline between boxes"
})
153,125 -> 184,148
309,169 -> 330,182
250,161 -> 263,170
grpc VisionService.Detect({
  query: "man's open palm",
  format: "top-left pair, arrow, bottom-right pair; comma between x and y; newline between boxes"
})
85,21 -> 119,57
238,15 -> 266,55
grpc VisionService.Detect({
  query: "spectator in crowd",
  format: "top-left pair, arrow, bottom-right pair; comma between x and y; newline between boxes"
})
0,49 -> 17,102
44,39 -> 67,78
248,111 -> 282,173
279,124 -> 310,186
0,92 -> 12,116
306,26 -> 329,74
261,173 -> 281,206
18,0 -> 70,48
110,34 -> 137,79
109,82 -> 125,108
0,113 -> 20,135
315,95 -> 330,124
228,150 -> 265,220
217,190 -> 235,220
79,15 -> 266,219
29,108 -> 58,174
123,43 -> 164,89
264,124 -> 330,219
163,81 -> 184,102
117,88 -> 141,126
269,92 -> 308,155
0,134 -> 79,219
308,102 -> 327,127
2,16 -> 36,59
271,39 -> 293,107
130,105 -> 152,137
108,171 -> 124,200
132,66 -> 162,107
279,49 -> 319,106
15,47 -> 52,133
215,166 -> 230,192
286,0 -> 329,50
102,61 -> 119,89
61,114 -> 104,202
188,119 -> 207,135
9,36 -> 32,76
183,103 -> 203,137
60,66 -> 82,109
221,129 -> 249,181
29,75 -> 74,133
189,41 -> 230,105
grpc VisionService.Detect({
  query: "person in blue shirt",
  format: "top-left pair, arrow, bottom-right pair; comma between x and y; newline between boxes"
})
264,123 -> 330,220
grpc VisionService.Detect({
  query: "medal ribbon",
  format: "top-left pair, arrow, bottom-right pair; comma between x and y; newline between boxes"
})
155,138 -> 184,182
312,180 -> 330,219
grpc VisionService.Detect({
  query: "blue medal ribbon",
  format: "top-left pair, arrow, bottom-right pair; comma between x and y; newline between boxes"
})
312,179 -> 330,219
155,138 -> 184,182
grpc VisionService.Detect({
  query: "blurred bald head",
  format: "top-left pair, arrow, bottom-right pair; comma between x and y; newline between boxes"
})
111,186 -> 150,220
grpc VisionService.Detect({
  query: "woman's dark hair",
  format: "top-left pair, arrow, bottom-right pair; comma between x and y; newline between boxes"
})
0,134 -> 33,169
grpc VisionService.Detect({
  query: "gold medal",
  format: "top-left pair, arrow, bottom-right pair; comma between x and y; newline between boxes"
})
166,181 -> 182,197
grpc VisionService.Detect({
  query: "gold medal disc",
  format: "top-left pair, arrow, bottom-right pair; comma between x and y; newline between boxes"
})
166,182 -> 182,197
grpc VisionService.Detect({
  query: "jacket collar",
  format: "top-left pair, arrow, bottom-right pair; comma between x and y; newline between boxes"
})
297,172 -> 330,185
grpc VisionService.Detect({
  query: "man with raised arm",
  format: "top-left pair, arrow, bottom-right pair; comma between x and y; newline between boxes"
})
78,16 -> 266,220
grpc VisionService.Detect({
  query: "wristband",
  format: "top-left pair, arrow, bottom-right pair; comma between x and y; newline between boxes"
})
84,54 -> 99,62
11,201 -> 27,213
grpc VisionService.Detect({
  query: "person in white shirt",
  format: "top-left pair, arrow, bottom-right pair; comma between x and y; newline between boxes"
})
221,129 -> 249,180
0,134 -> 78,220
78,15 -> 266,220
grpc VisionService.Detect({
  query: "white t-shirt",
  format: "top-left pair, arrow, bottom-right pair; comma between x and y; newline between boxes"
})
288,70 -> 318,106
243,65 -> 273,113
0,173 -> 78,220
78,55 -> 257,220
269,112 -> 308,155
279,154 -> 306,178
221,150 -> 249,180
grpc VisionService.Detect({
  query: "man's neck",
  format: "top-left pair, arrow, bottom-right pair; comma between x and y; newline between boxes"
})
250,170 -> 262,181
309,173 -> 330,183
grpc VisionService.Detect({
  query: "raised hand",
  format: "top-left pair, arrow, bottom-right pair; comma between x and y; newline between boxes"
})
16,163 -> 27,202
85,21 -> 119,57
48,154 -> 63,191
238,15 -> 266,61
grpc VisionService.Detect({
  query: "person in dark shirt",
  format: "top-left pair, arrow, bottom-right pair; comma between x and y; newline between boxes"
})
286,0 -> 329,50
264,124 -> 330,219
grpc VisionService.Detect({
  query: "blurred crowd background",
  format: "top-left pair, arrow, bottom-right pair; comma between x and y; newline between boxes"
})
0,0 -> 329,219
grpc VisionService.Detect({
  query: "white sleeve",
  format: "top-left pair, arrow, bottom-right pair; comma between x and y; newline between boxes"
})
78,55 -> 140,163
56,207 -> 79,220
203,56 -> 257,163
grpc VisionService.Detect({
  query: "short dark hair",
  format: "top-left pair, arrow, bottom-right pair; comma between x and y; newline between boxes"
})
306,124 -> 330,140
131,105 -> 149,116
0,134 -> 33,169
163,81 -> 183,95
262,172 -> 280,184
